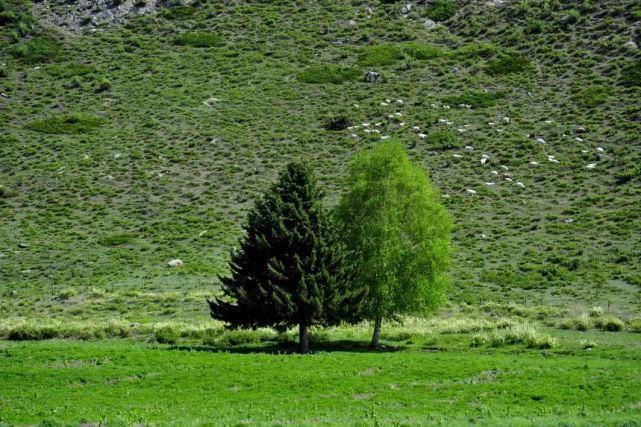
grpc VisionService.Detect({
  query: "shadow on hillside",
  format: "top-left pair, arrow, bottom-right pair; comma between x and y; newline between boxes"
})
165,340 -> 406,355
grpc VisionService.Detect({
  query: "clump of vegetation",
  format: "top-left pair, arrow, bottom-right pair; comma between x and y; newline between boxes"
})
25,114 -> 105,134
573,85 -> 612,107
154,325 -> 179,344
424,0 -> 458,22
427,128 -> 460,150
160,5 -> 196,19
97,233 -> 137,246
580,339 -> 596,350
359,42 -> 446,66
485,53 -> 533,75
45,63 -> 96,78
472,323 -> 557,349
297,65 -> 360,84
56,288 -> 78,300
173,32 -> 224,48
451,43 -> 499,59
620,60 -> 641,87
0,184 -> 16,198
628,318 -> 641,333
444,90 -> 503,108
10,36 -> 62,63
593,315 -> 624,332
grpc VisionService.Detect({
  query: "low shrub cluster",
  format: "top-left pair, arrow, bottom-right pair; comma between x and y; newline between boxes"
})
484,53 -> 533,75
444,90 -> 503,109
359,42 -> 446,66
10,36 -> 62,63
173,32 -> 224,48
25,113 -> 105,134
558,310 -> 625,332
471,323 -> 557,349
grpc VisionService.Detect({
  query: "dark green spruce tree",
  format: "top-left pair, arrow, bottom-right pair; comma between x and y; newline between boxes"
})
208,162 -> 365,353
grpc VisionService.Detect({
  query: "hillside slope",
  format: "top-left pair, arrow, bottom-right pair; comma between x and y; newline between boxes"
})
1,0 -> 640,320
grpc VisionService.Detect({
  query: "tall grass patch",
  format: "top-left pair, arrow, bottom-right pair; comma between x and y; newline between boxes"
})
10,36 -> 62,63
25,113 -> 105,134
297,65 -> 360,84
485,53 -> 533,75
174,32 -> 224,48
359,43 -> 447,66
444,90 -> 503,108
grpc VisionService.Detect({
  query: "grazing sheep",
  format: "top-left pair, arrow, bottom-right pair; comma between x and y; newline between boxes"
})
491,170 -> 498,175
548,158 -> 560,164
500,165 -> 509,171
596,147 -> 604,153
464,146 -> 474,151
351,133 -> 358,138
515,182 -> 525,188
481,154 -> 489,166
394,112 -> 403,117
505,177 -> 513,182
362,123 -> 370,127
484,182 -> 495,186
466,189 -> 477,196
168,259 -> 184,268
586,163 -> 596,170
396,99 -> 404,104
381,135 -> 389,140
364,71 -> 380,82
574,137 -> 583,142
418,133 -> 427,139
412,126 -> 420,131
380,102 -> 389,106
536,137 -> 547,144
529,161 -> 539,166
502,117 -> 510,124
453,154 -> 463,159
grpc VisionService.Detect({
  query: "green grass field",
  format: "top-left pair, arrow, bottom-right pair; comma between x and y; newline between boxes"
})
1,0 -> 641,424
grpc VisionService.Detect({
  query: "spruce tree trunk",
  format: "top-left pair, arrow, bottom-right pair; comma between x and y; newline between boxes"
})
370,316 -> 382,348
299,323 -> 310,354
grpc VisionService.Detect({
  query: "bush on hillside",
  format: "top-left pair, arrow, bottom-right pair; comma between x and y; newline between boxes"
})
620,60 -> 641,87
10,36 -> 62,63
427,128 -> 460,150
25,114 -> 105,134
424,0 -> 458,22
359,42 -> 446,66
174,32 -> 224,48
444,90 -> 503,108
485,53 -> 532,75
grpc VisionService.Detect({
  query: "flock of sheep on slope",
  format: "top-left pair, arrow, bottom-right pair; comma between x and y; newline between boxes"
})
344,98 -> 605,198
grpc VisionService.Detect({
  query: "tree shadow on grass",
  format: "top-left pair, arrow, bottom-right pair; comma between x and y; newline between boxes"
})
165,339 -> 406,355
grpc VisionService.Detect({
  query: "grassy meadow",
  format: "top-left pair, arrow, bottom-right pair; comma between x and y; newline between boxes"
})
1,0 -> 641,424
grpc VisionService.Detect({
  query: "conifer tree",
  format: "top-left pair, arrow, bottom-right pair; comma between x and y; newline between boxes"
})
208,162 -> 365,353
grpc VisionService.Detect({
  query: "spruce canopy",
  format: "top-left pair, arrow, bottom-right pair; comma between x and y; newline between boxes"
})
208,162 -> 364,353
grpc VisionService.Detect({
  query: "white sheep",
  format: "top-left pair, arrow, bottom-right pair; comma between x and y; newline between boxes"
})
529,161 -> 539,166
396,99 -> 404,104
515,182 -> 525,188
484,182 -> 495,186
586,163 -> 596,170
596,147 -> 604,153
505,177 -> 513,182
491,170 -> 498,175
453,154 -> 463,159
381,135 -> 389,140
464,146 -> 474,151
466,189 -> 477,196
574,137 -> 583,142
536,138 -> 547,144
502,117 -> 510,124
418,133 -> 427,139
412,126 -> 420,131
500,165 -> 509,171
380,102 -> 390,106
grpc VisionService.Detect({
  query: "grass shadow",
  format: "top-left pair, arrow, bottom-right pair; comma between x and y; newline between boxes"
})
166,339 -> 406,355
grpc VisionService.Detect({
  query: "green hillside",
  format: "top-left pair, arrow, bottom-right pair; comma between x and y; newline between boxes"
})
1,0 -> 640,322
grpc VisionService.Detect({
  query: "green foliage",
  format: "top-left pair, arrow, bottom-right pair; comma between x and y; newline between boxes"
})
485,53 -> 533,75
45,63 -> 96,78
297,65 -> 360,84
154,325 -> 179,344
359,42 -> 446,66
451,43 -> 499,59
97,233 -> 137,246
594,315 -> 624,332
173,32 -> 224,48
336,141 -> 452,328
160,6 -> 196,19
444,90 -> 503,108
10,36 -> 62,63
620,60 -> 641,87
424,0 -> 459,22
427,128 -> 460,150
573,85 -> 612,107
25,114 -> 105,134
209,162 -> 364,352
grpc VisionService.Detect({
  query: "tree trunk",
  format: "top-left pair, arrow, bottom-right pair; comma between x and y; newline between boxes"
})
299,323 -> 310,354
370,316 -> 382,348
